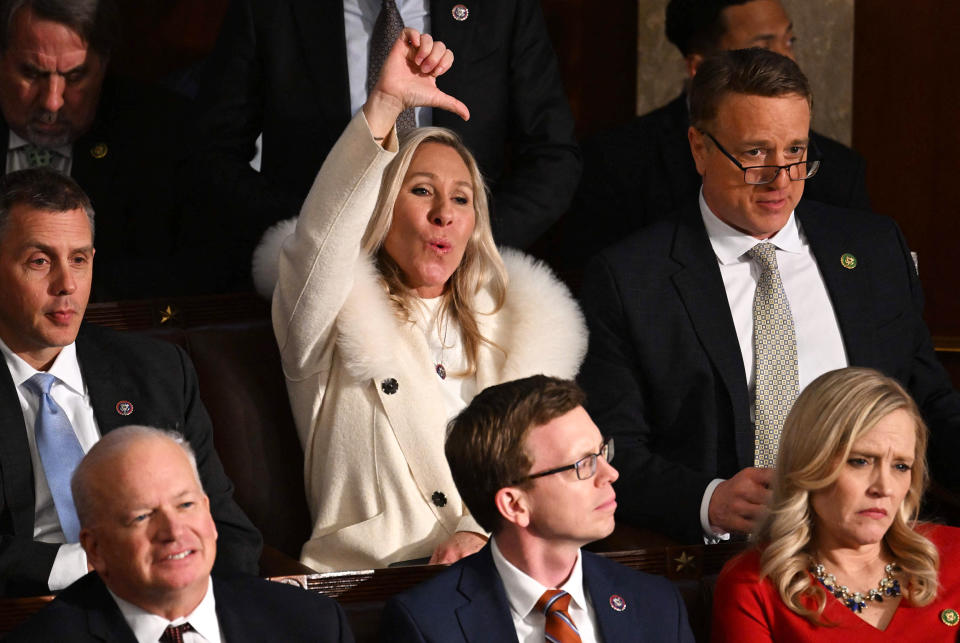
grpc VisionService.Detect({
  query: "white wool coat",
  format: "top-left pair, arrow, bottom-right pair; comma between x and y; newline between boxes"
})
264,112 -> 587,572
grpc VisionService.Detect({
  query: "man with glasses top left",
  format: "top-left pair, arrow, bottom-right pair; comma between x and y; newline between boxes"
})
380,375 -> 694,643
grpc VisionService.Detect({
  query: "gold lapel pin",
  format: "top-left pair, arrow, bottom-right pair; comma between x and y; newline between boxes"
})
840,253 -> 857,270
90,142 -> 108,159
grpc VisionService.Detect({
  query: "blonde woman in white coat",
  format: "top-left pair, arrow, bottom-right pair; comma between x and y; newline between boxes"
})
264,29 -> 587,572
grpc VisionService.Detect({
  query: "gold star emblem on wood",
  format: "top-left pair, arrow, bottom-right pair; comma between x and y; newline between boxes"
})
159,305 -> 178,324
674,551 -> 695,572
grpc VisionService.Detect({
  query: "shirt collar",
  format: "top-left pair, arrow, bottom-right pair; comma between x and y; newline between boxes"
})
0,336 -> 85,396
109,577 -> 221,643
490,537 -> 589,619
699,189 -> 803,265
8,129 -> 72,159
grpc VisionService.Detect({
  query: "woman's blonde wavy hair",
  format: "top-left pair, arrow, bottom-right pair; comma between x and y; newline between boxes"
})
360,127 -> 508,375
756,367 -> 937,624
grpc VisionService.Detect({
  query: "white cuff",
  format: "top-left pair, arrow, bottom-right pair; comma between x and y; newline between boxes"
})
48,543 -> 89,591
700,478 -> 731,544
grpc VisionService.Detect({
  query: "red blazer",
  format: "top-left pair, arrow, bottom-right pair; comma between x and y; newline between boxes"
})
712,524 -> 960,642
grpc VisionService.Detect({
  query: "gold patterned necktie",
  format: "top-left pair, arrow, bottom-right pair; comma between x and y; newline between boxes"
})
535,589 -> 582,643
748,242 -> 799,468
367,0 -> 417,133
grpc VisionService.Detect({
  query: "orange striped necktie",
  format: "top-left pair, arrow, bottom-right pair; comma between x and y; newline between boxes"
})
535,589 -> 582,643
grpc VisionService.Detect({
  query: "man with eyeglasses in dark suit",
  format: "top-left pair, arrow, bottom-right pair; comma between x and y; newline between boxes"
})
381,375 -> 694,643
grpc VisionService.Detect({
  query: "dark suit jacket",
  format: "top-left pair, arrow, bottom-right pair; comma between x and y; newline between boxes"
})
188,0 -> 580,284
566,93 -> 871,271
0,77 -> 197,301
0,324 -> 262,597
6,571 -> 354,642
379,544 -> 694,642
578,199 -> 960,543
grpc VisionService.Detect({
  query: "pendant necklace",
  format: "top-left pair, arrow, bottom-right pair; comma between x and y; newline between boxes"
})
811,561 -> 901,613
435,311 -> 450,380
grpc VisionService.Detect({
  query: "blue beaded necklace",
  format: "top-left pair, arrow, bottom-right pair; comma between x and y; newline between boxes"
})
812,562 -> 902,613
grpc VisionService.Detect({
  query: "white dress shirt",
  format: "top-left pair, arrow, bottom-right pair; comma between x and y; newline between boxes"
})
6,130 -> 72,174
111,577 -> 222,643
0,337 -> 101,590
490,538 -> 602,643
343,0 -> 431,124
697,191 -> 848,538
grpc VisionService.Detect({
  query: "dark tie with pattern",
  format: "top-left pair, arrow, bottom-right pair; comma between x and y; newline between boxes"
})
23,144 -> 54,168
160,622 -> 194,643
535,589 -> 582,643
748,242 -> 799,467
367,0 -> 417,133
23,373 -> 85,542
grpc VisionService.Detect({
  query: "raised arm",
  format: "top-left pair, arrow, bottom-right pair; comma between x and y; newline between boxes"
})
273,30 -> 467,377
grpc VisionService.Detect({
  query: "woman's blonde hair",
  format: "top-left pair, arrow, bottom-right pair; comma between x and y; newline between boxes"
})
756,367 -> 937,623
360,127 -> 507,375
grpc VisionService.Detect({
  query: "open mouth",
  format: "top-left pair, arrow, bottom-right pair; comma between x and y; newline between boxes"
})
163,549 -> 194,561
428,240 -> 451,253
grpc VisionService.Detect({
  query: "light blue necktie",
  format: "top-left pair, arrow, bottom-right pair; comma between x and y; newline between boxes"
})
24,373 -> 84,542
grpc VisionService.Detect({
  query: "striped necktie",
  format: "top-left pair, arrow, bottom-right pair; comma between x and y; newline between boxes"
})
535,589 -> 581,643
367,0 -> 417,133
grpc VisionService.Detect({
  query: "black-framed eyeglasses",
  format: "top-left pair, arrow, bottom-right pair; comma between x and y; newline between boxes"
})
701,131 -> 821,185
514,437 -> 615,484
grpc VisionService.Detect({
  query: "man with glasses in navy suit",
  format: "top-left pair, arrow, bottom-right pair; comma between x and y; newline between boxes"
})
381,375 -> 693,643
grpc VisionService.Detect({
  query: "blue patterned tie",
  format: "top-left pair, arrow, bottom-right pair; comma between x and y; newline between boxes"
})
24,373 -> 85,542
748,242 -> 799,468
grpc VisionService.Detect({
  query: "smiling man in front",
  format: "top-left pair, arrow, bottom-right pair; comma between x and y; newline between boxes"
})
579,47 -> 960,545
381,375 -> 693,642
8,426 -> 353,642
0,168 -> 261,597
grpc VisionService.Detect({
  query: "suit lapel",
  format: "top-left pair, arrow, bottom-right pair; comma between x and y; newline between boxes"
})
669,206 -> 754,467
290,0 -> 351,122
583,555 -> 642,642
75,327 -> 146,436
0,362 -> 36,536
798,203 -> 877,365
431,0 -> 484,129
455,546 -> 517,643
85,575 -> 140,643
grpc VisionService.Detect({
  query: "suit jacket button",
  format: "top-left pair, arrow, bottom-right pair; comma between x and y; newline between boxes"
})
432,491 -> 447,507
381,378 -> 398,394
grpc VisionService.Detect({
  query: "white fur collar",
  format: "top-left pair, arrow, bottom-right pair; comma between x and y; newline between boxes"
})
252,219 -> 587,382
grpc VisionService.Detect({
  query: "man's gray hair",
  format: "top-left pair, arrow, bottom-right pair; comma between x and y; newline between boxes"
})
71,426 -> 200,528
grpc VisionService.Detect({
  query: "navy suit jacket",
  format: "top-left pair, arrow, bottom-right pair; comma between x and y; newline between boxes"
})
7,571 -> 354,642
566,93 -> 871,271
579,199 -> 960,543
0,324 -> 261,597
187,0 -> 580,289
379,545 -> 694,642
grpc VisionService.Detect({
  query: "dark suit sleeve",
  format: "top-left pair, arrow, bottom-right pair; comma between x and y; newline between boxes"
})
484,0 -> 581,249
379,597 -> 429,643
579,254 -> 715,543
185,0 -> 302,250
174,346 -> 263,574
0,538 -> 60,597
892,224 -> 960,489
